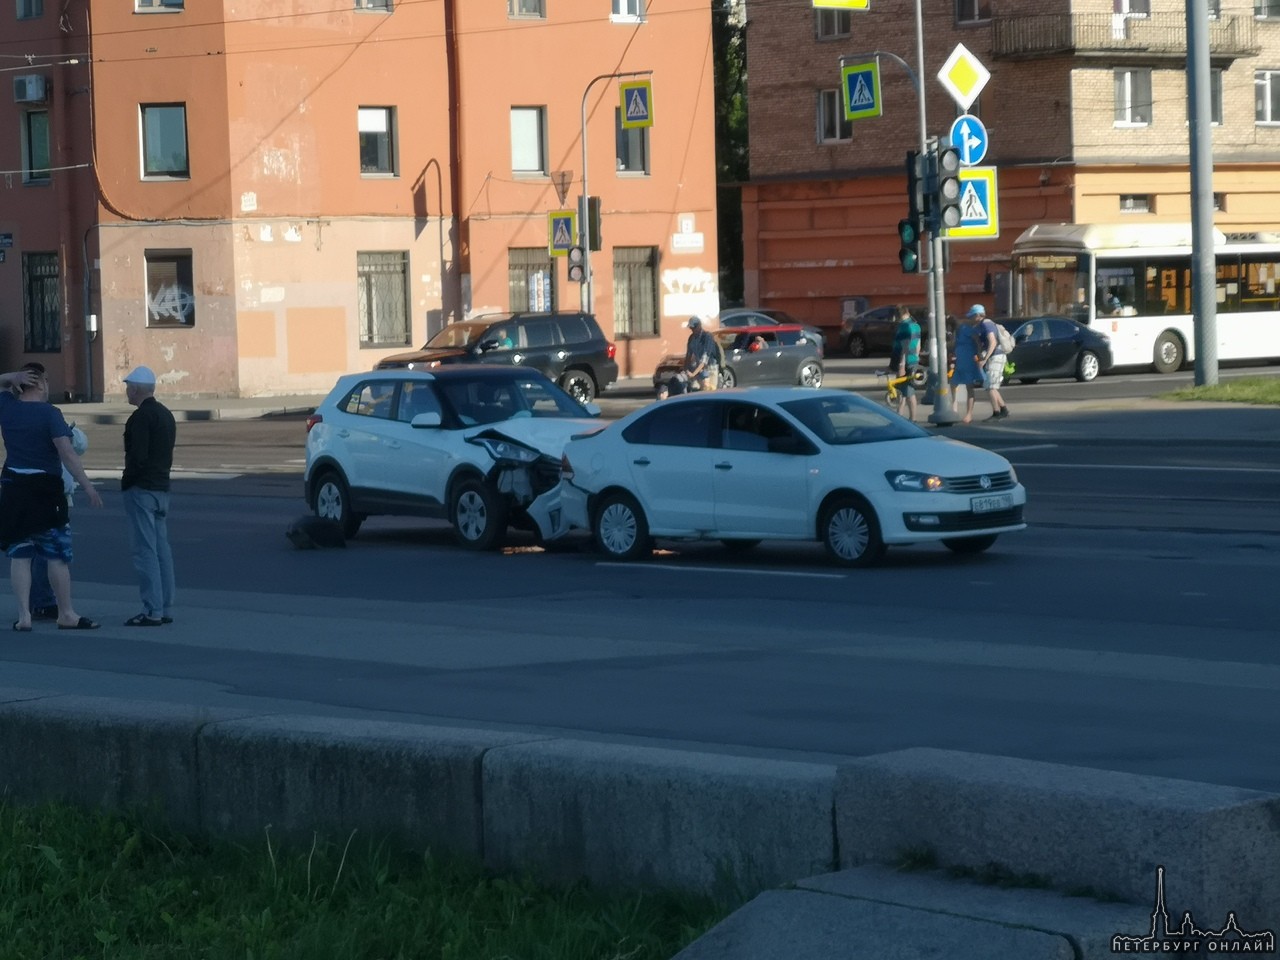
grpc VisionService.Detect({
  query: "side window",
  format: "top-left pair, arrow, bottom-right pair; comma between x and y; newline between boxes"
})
777,330 -> 801,346
554,315 -> 591,344
1045,319 -> 1075,339
721,403 -> 802,452
523,320 -> 557,348
621,403 -> 717,447
342,381 -> 396,418
396,381 -> 441,422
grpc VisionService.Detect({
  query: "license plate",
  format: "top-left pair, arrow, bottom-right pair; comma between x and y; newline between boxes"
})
971,494 -> 1012,514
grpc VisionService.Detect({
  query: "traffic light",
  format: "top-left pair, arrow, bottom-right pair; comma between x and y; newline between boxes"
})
567,245 -> 586,283
897,218 -> 920,274
934,146 -> 962,232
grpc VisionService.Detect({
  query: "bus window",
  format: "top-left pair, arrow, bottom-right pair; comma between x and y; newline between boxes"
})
1097,263 -> 1138,316
1240,253 -> 1280,311
1143,259 -> 1191,315
1216,258 -> 1241,312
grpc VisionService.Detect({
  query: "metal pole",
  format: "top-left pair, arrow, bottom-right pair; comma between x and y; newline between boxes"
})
579,70 -> 651,315
1187,0 -> 1217,386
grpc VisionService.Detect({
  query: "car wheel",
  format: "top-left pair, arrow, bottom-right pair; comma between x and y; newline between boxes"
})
720,367 -> 738,388
313,470 -> 362,538
1153,331 -> 1185,374
721,538 -> 761,552
1076,350 -> 1101,382
819,496 -> 885,567
593,491 -> 651,561
450,476 -> 508,550
798,361 -> 823,388
848,334 -> 867,358
559,369 -> 597,404
942,534 -> 998,555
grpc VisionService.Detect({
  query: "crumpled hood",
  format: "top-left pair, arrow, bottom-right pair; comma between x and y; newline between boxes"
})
840,435 -> 1014,476
468,418 -> 604,457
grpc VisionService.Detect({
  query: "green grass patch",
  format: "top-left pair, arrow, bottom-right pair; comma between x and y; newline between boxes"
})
0,801 -> 725,960
1163,376 -> 1280,405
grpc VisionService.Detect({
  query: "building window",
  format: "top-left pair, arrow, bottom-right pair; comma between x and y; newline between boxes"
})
357,252 -> 409,346
17,0 -> 43,18
818,89 -> 852,143
1119,194 -> 1152,214
1210,68 -> 1223,125
140,104 -> 189,178
358,106 -> 397,175
145,251 -> 195,327
615,107 -> 650,174
22,252 -> 59,353
1114,68 -> 1152,125
612,0 -> 644,20
1257,1 -> 1280,18
1208,0 -> 1221,18
1256,70 -> 1280,123
1213,192 -> 1227,211
354,0 -> 391,10
955,0 -> 990,24
613,247 -> 658,337
511,106 -> 548,176
135,0 -> 184,9
509,0 -> 544,16
816,9 -> 850,38
509,248 -> 556,312
22,110 -> 50,183
1115,0 -> 1150,13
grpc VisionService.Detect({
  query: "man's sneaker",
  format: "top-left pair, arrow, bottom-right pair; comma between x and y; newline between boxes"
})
986,413 -> 1003,421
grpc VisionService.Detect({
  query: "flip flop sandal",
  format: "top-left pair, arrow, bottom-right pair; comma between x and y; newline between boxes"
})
58,617 -> 101,630
124,614 -> 164,627
12,621 -> 31,632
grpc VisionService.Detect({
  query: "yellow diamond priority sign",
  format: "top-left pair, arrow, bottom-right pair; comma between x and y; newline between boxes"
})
937,43 -> 990,113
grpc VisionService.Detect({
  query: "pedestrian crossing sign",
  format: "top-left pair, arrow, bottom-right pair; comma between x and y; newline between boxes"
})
947,166 -> 999,239
548,210 -> 577,256
620,80 -> 653,129
841,62 -> 881,121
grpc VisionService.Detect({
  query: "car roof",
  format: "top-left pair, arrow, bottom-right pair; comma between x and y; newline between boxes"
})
719,324 -> 809,335
655,386 -> 844,405
334,365 -> 553,386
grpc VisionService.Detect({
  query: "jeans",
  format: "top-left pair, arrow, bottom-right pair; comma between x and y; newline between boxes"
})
123,487 -> 175,618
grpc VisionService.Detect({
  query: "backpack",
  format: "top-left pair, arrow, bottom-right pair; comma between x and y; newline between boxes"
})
993,322 -> 1016,354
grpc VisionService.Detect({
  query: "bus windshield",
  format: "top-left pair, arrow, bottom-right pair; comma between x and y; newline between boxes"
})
1011,253 -> 1093,322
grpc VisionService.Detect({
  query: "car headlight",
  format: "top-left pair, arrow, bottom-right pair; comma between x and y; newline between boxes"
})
886,470 -> 944,492
469,437 -> 542,464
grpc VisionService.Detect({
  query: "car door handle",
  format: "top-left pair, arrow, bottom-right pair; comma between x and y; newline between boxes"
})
632,457 -> 651,466
337,429 -> 350,438
386,440 -> 401,450
715,462 -> 733,470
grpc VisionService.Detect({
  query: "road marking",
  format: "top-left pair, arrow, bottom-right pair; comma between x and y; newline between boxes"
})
994,444 -> 1058,453
597,562 -> 845,579
1013,462 -> 1280,474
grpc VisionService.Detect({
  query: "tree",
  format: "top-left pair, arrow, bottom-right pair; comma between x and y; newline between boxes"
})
712,0 -> 748,306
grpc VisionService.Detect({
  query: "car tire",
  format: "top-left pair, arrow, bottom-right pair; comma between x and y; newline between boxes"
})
942,534 -> 998,555
1153,331 -> 1185,374
559,369 -> 597,404
847,334 -> 867,358
721,538 -> 761,552
819,495 -> 885,567
450,476 -> 508,550
593,491 -> 651,561
720,367 -> 738,388
798,361 -> 823,388
313,469 -> 362,539
1075,350 -> 1101,382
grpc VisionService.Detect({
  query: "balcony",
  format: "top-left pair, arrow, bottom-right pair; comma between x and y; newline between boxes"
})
991,12 -> 1259,63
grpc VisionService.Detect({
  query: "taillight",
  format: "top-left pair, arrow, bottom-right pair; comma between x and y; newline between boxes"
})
560,453 -> 574,480
305,413 -> 323,434
606,341 -> 616,360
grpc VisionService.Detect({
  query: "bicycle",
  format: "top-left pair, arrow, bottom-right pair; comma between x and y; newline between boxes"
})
876,366 -> 929,409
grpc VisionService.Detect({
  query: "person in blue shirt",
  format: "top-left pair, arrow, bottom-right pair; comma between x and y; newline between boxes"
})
951,312 -> 984,424
890,305 -> 921,421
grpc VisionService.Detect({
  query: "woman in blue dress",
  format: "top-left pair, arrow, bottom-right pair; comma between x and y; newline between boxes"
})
951,313 -> 983,424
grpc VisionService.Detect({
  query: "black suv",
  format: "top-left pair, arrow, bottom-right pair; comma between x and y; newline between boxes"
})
376,311 -> 619,402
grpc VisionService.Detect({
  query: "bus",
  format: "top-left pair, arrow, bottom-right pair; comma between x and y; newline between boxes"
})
1009,222 -> 1280,373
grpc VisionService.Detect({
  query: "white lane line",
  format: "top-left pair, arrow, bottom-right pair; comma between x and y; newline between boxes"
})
993,444 -> 1059,453
1012,462 -> 1280,474
597,562 -> 845,579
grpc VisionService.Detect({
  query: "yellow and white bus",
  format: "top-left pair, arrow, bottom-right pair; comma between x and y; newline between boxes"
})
1010,222 -> 1280,373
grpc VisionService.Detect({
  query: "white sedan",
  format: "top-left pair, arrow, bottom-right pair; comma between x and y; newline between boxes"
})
533,388 -> 1027,566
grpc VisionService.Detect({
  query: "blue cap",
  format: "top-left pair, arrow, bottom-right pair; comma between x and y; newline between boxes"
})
965,304 -> 986,318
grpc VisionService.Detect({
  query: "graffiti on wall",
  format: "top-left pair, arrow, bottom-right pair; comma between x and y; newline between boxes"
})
661,267 -> 719,319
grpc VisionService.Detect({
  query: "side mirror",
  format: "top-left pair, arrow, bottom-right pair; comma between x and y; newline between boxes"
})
477,338 -> 499,352
410,411 -> 443,429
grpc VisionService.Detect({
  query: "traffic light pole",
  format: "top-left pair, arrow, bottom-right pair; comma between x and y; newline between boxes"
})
579,69 -> 652,314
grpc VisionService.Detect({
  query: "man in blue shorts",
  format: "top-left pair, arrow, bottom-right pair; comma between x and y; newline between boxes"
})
890,305 -> 922,421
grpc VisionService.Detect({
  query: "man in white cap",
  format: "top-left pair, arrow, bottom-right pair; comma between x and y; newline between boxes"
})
967,304 -> 1010,421
683,316 -> 720,392
121,366 -> 177,626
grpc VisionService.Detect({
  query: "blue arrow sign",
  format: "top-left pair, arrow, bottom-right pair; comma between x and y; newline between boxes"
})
949,114 -> 988,167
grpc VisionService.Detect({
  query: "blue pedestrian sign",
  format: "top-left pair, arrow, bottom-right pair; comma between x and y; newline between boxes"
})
949,114 -> 988,167
548,210 -> 577,256
947,166 -> 999,240
841,61 -> 882,121
620,80 -> 653,129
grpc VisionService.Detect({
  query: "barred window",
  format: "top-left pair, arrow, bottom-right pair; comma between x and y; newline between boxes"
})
357,251 -> 410,347
22,252 -> 60,353
145,250 -> 195,327
613,246 -> 658,338
509,248 -> 556,312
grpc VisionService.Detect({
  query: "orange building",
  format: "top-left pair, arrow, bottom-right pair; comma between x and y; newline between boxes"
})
0,0 -> 718,399
742,0 -> 1280,341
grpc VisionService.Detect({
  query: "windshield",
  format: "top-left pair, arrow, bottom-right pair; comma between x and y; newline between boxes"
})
437,376 -> 593,427
780,393 -> 928,445
424,321 -> 495,349
1011,253 -> 1093,321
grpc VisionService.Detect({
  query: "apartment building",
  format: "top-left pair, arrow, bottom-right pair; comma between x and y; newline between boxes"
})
742,0 -> 1280,335
0,0 -> 717,399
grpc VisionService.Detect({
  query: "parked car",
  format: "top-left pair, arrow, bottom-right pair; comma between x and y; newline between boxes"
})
375,311 -> 618,403
650,325 -> 824,393
838,304 -> 928,357
1003,316 -> 1114,383
531,388 -> 1026,566
304,367 -> 603,549
716,308 -> 825,346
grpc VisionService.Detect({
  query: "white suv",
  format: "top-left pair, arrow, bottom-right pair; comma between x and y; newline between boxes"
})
304,367 -> 602,549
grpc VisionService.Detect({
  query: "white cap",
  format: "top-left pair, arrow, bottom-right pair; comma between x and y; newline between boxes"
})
122,365 -> 157,386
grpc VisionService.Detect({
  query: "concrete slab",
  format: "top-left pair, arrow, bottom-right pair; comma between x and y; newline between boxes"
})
835,748 -> 1280,929
198,715 -> 548,858
482,739 -> 835,901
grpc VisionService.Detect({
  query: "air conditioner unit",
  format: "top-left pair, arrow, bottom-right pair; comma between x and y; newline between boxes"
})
13,75 -> 47,104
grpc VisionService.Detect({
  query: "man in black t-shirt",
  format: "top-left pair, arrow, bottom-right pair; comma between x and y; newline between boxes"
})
121,365 -> 178,627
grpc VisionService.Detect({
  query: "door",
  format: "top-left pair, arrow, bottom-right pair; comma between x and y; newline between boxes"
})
712,403 -> 812,536
515,319 -> 561,378
383,379 -> 452,507
619,401 -> 720,533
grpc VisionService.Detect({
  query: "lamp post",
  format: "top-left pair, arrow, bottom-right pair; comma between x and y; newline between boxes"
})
579,69 -> 652,314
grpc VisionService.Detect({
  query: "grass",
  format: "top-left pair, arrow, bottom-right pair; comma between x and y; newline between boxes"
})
1163,376 -> 1280,405
0,801 -> 726,960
